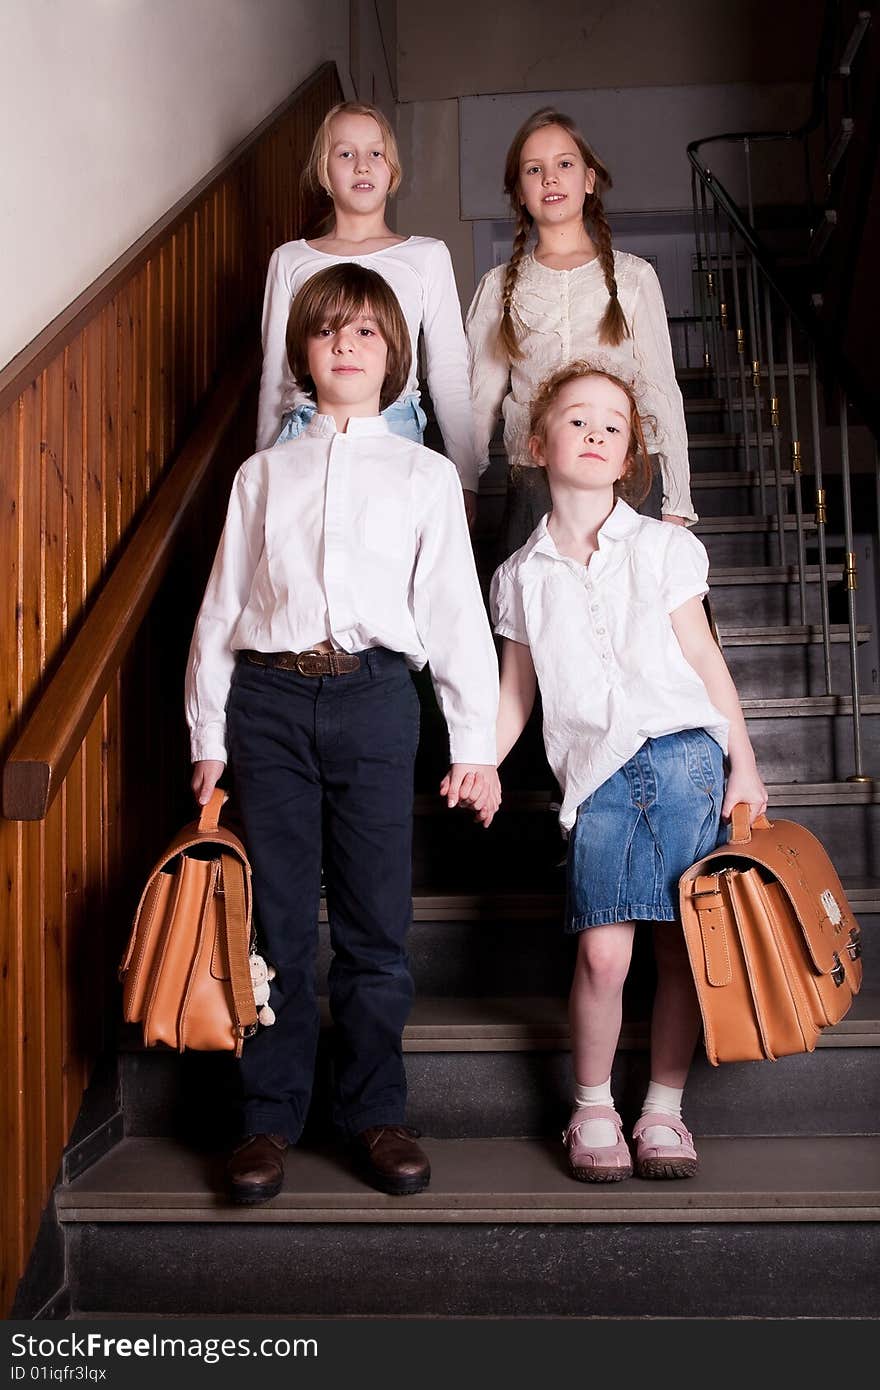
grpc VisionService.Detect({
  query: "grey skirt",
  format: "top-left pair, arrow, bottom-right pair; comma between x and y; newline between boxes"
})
498,459 -> 663,564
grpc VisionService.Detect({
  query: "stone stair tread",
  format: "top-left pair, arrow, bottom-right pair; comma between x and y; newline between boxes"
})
716,623 -> 870,645
692,470 -> 794,488
398,992 -> 880,1048
414,783 -> 880,814
694,515 -> 816,532
55,1134 -> 880,1223
708,565 -> 844,584
402,877 -> 880,917
740,695 -> 880,715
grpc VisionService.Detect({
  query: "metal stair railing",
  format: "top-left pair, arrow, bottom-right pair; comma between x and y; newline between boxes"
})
686,134 -> 877,785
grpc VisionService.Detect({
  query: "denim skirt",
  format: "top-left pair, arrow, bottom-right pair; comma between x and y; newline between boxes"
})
565,728 -> 725,932
275,392 -> 428,445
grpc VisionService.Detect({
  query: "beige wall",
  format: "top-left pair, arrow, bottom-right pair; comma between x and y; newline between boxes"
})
0,0 -> 349,370
397,0 -> 825,101
395,100 -> 474,301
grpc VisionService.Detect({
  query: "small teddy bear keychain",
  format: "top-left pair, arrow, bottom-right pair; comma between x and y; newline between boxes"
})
248,952 -> 276,1027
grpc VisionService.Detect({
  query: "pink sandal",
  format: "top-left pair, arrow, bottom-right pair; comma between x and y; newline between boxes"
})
632,1112 -> 698,1179
562,1105 -> 633,1183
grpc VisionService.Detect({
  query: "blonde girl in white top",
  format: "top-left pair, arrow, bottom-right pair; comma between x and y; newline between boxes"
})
470,361 -> 766,1184
466,107 -> 697,553
259,101 -> 480,523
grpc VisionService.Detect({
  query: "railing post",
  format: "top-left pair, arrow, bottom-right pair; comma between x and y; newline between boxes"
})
699,177 -> 720,377
712,200 -> 733,422
690,168 -> 711,376
786,318 -> 809,625
728,237 -> 754,484
762,282 -> 788,571
808,347 -> 833,691
838,393 -> 870,781
744,249 -> 769,523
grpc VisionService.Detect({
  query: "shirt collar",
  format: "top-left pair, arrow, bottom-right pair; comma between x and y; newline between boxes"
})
519,498 -> 640,566
305,413 -> 391,439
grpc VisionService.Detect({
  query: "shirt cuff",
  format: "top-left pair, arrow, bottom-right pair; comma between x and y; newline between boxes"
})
662,487 -> 698,524
454,458 -> 481,493
448,725 -> 498,767
190,725 -> 228,764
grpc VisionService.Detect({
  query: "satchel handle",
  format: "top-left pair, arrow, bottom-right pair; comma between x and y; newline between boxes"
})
197,787 -> 227,833
728,802 -> 772,844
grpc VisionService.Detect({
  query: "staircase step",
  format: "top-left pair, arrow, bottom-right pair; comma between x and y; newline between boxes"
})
57,1134 -> 880,1225
58,1135 -> 880,1316
693,470 -> 794,489
717,623 -> 870,646
710,566 -> 843,584
397,991 -> 880,1051
695,515 -> 816,533
412,790 -> 880,882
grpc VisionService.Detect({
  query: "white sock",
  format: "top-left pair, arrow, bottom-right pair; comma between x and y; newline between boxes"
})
570,1079 -> 617,1147
640,1081 -> 685,1147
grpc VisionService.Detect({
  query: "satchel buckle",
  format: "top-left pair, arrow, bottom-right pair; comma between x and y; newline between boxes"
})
830,953 -> 846,987
845,927 -> 862,961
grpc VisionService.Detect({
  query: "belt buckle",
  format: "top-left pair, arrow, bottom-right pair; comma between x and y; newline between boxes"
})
295,649 -> 325,677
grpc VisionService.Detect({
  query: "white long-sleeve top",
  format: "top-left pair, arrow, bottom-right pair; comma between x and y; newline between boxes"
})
466,250 -> 697,522
186,414 -> 499,766
257,235 -> 482,491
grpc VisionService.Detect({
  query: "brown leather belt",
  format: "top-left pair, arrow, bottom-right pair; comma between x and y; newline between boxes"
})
240,649 -> 361,677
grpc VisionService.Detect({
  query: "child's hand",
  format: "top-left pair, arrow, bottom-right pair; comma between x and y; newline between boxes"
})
439,764 -> 501,828
192,759 -> 226,806
721,765 -> 768,825
661,513 -> 688,526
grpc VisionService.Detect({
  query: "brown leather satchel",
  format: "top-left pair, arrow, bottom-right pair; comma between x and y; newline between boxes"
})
119,789 -> 257,1054
679,803 -> 862,1064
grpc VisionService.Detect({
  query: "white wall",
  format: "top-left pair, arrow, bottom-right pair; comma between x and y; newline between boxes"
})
0,0 -> 349,370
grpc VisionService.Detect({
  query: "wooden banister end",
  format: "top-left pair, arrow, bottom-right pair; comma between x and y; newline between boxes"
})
2,760 -> 52,821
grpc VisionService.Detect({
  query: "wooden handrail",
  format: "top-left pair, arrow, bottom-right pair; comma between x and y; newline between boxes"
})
2,343 -> 260,821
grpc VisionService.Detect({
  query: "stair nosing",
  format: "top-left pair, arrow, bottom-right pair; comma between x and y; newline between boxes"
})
55,1135 -> 880,1225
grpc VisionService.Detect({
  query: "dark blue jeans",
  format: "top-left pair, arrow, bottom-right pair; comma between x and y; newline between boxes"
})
226,648 -> 420,1143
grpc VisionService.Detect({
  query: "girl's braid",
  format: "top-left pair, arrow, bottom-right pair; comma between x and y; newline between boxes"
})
498,206 -> 532,362
588,193 -> 630,347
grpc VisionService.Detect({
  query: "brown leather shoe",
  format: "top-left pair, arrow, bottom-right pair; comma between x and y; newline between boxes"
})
226,1133 -> 288,1205
351,1125 -> 431,1195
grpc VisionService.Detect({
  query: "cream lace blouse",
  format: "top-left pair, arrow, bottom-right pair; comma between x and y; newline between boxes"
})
465,250 -> 696,521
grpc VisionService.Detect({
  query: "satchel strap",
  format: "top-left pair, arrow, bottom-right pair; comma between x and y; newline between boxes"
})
728,803 -> 772,844
220,852 -> 258,1035
198,788 -> 227,834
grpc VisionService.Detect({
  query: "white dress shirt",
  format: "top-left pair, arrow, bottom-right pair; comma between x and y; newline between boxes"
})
466,250 -> 697,521
490,500 -> 728,830
257,236 -> 482,491
186,415 -> 499,766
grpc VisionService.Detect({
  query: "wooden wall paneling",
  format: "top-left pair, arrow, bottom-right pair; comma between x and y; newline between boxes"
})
62,337 -> 87,1121
42,356 -> 67,1168
1,64 -> 343,1314
81,316 -> 107,1066
0,396 -> 24,1314
18,379 -> 48,1244
159,242 -> 175,469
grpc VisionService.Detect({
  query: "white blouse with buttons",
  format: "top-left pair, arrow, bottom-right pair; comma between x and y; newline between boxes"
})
186,415 -> 499,767
257,236 -> 482,492
490,499 -> 728,831
466,250 -> 697,521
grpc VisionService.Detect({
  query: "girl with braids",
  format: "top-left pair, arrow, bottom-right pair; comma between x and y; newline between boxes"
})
466,108 -> 696,556
259,102 -> 481,524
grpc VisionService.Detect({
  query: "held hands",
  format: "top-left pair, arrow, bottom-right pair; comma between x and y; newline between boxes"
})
721,763 -> 768,825
191,759 -> 226,806
439,764 -> 501,828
